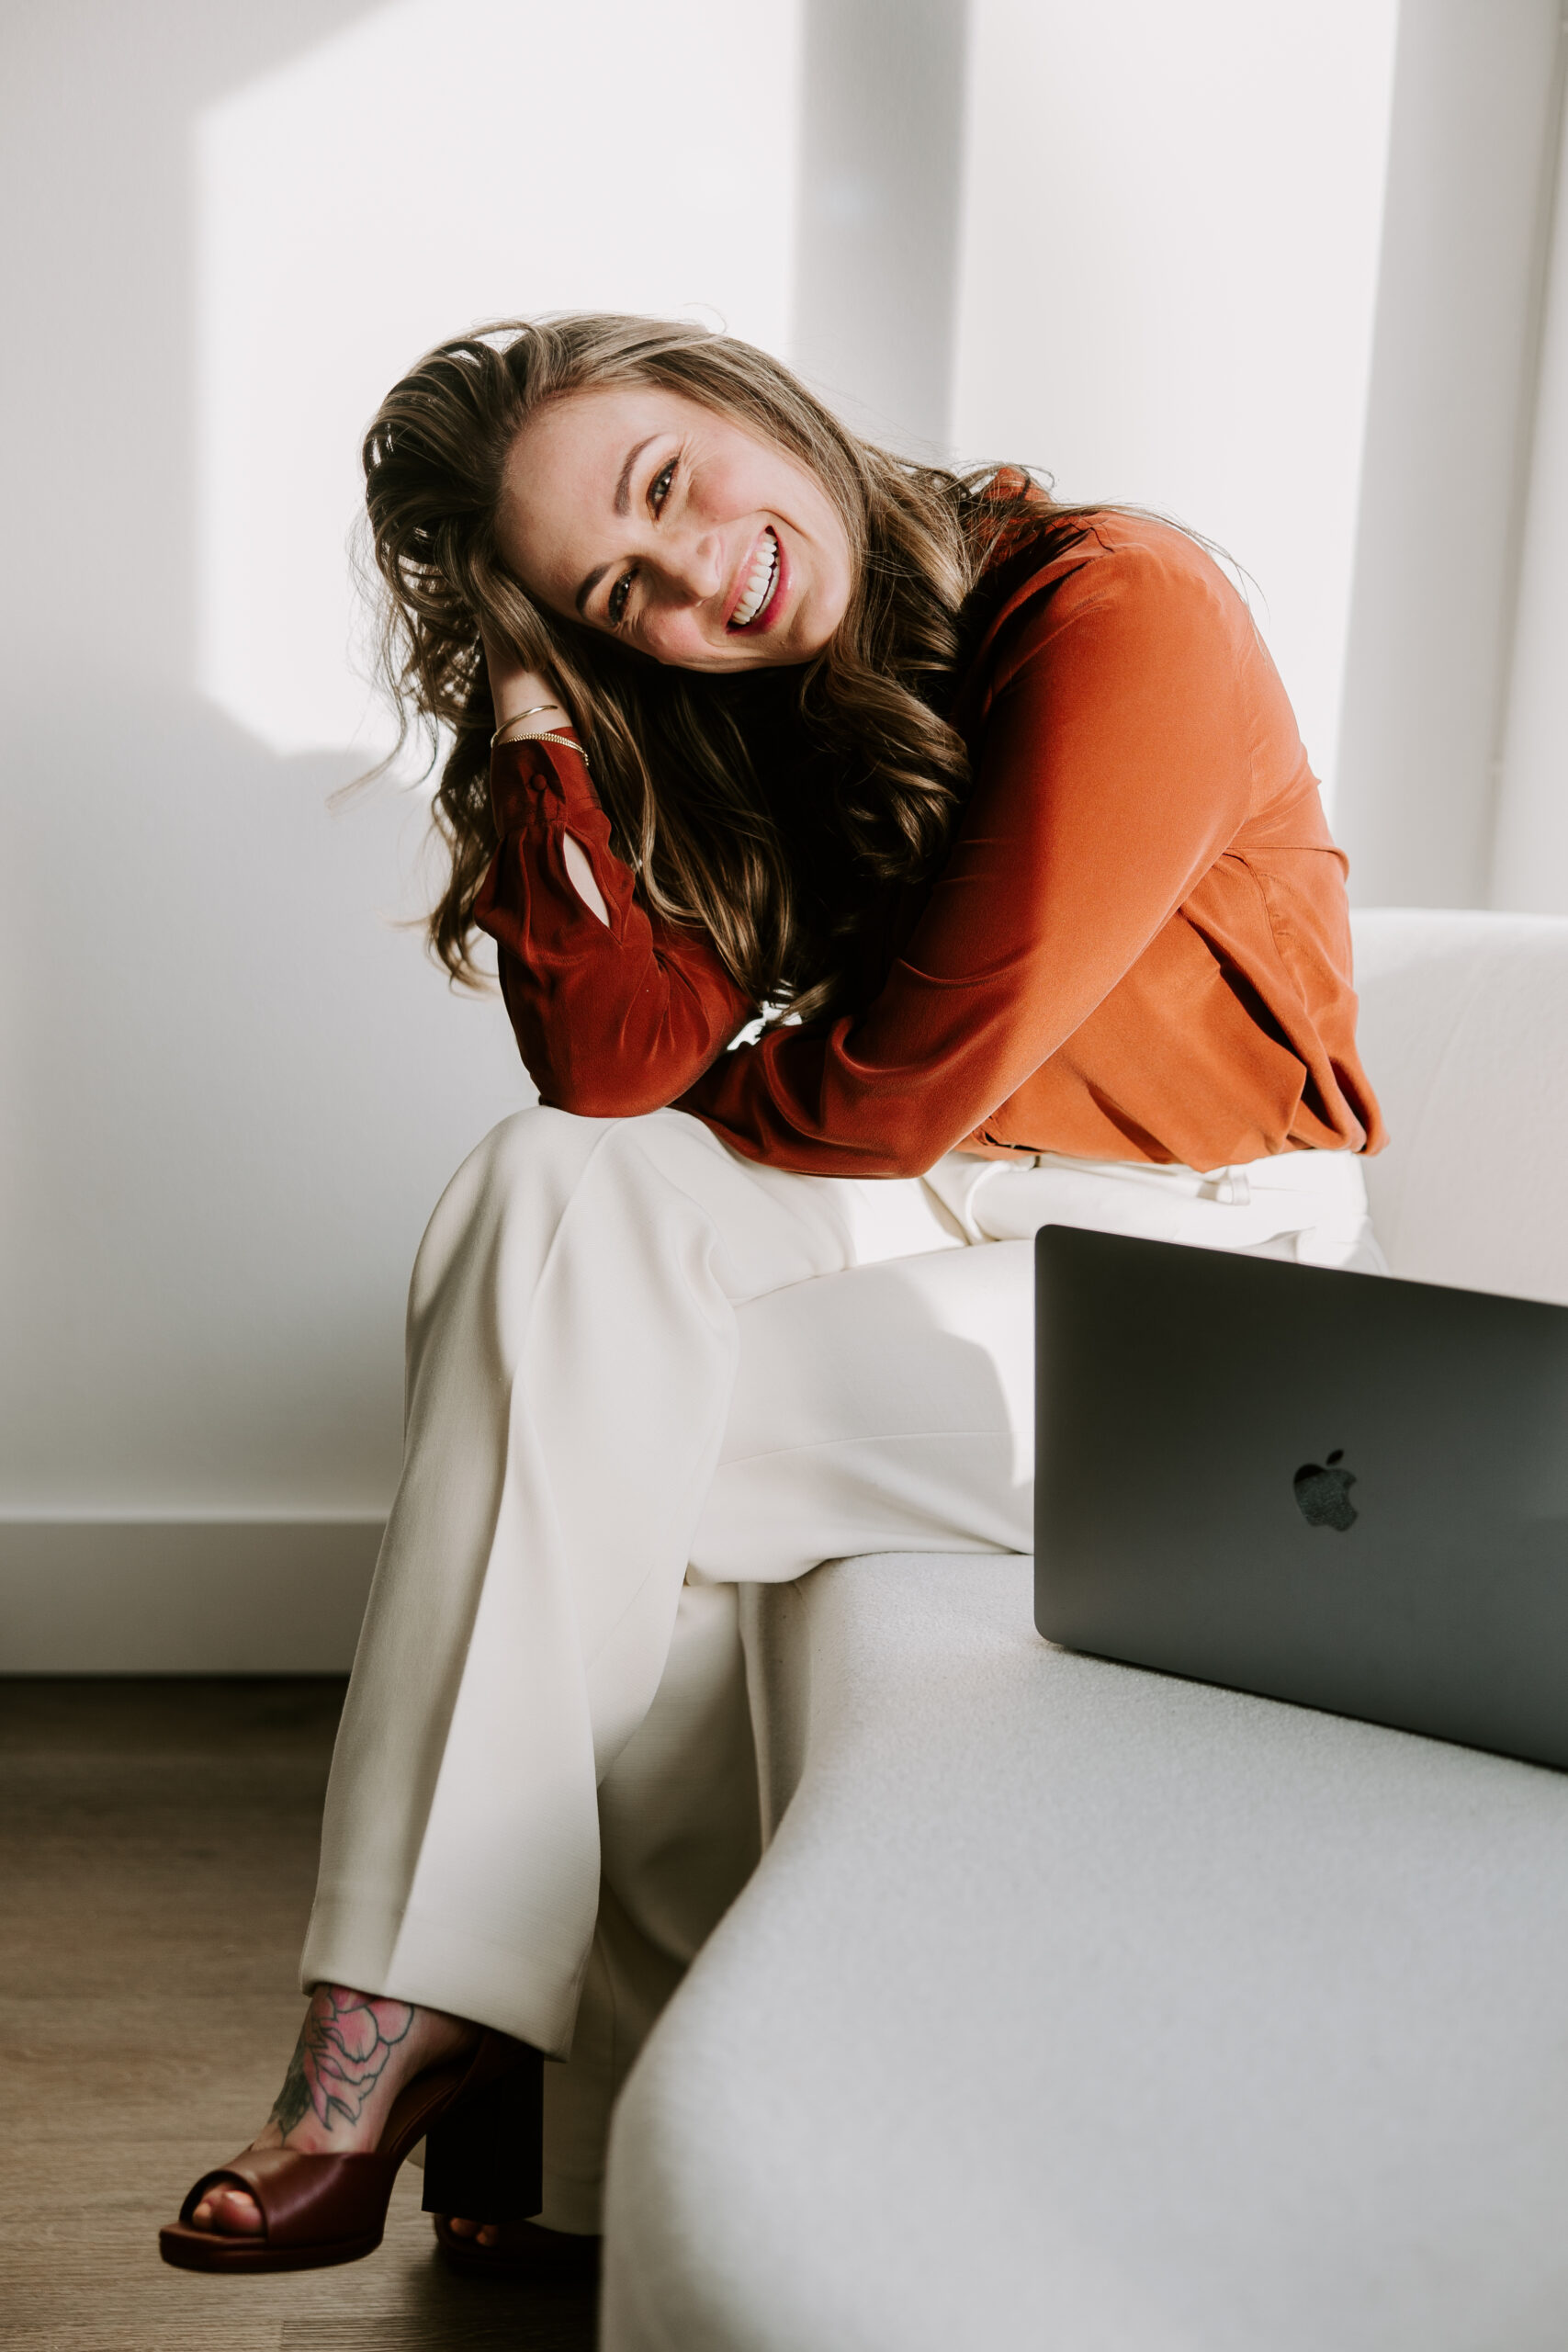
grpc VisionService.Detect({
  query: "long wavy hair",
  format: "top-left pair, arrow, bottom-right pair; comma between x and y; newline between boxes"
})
362,313 -> 1093,1019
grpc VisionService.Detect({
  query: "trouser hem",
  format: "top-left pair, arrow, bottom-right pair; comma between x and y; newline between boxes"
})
301,1893 -> 582,2056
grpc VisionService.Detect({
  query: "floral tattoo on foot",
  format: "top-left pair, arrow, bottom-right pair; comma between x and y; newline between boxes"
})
268,1985 -> 415,2139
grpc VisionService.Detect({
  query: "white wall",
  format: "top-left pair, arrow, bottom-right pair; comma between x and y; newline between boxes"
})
0,0 -> 800,1668
1492,76 -> 1568,915
951,0 -> 1399,809
1334,0 -> 1565,909
198,0 -> 800,756
791,0 -> 969,453
5,1 -> 1440,1670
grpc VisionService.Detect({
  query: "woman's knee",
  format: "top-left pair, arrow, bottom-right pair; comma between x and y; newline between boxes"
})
469,1102 -> 713,1206
406,1106 -> 602,1308
406,1105 -> 743,1347
471,1102 -> 608,1196
419,1104 -> 701,1274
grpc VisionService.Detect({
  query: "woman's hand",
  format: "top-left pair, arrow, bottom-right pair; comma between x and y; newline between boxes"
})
480,623 -> 569,738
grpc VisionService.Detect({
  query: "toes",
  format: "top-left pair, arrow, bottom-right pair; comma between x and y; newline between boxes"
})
446,2215 -> 501,2246
194,2187 -> 265,2236
442,2216 -> 511,2251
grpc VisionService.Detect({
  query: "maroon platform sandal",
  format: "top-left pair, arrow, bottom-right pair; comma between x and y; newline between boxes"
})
159,2035 -> 545,2273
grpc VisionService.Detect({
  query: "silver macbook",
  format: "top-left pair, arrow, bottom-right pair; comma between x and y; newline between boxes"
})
1033,1226 -> 1568,1770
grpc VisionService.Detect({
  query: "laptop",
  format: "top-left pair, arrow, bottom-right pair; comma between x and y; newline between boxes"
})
1033,1226 -> 1568,1770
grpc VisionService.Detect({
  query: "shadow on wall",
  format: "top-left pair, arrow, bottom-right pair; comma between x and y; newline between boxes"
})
0,2 -> 533,1521
3,691 -> 532,1513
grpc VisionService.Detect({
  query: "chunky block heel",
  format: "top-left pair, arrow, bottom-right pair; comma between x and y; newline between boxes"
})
422,2041 -> 544,2222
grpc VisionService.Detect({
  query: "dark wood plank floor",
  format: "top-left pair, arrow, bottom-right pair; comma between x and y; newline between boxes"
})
0,1678 -> 598,2351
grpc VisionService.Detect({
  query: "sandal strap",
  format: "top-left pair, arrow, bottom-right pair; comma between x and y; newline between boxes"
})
179,2148 -> 397,2246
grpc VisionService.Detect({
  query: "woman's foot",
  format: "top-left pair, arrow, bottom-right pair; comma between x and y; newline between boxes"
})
188,1984 -> 475,2238
436,2213 -> 602,2269
441,2213 -> 557,2254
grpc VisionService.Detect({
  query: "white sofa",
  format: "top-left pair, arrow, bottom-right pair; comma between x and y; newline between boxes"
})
601,910 -> 1568,2352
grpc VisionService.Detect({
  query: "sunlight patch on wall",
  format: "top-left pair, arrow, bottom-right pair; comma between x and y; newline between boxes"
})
196,0 -> 801,756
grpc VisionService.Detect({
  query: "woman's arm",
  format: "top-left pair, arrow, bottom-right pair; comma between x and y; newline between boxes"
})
473,733 -> 757,1118
480,634 -> 610,924
472,628 -> 754,1113
679,536 -> 1260,1175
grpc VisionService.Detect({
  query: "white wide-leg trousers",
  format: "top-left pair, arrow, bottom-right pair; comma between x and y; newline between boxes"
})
301,1106 -> 1380,2228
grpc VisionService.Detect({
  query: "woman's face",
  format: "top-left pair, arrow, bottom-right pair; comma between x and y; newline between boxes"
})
496,385 -> 854,671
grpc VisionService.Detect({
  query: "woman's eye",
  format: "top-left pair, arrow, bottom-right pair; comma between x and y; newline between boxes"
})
650,461 -> 675,512
607,573 -> 633,627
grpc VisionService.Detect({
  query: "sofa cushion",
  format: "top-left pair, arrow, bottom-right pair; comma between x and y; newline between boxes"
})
603,1555 -> 1568,2351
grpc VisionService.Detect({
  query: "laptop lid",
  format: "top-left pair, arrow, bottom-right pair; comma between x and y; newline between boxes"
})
1033,1226 -> 1568,1770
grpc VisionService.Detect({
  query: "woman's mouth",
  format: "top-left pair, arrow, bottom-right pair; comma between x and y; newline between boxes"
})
728,528 -> 783,631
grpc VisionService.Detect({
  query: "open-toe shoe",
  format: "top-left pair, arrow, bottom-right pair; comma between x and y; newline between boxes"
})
159,2031 -> 543,2274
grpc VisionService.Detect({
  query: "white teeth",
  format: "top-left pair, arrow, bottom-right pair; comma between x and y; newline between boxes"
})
730,530 -> 778,628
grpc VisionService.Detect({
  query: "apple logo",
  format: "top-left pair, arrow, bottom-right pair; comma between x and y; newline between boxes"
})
1292,1449 -> 1358,1532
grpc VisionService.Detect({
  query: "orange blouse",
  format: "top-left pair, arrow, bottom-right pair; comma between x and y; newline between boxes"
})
474,513 -> 1384,1178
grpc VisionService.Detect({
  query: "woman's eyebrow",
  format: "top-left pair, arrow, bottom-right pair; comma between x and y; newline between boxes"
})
574,435 -> 660,616
574,563 -> 610,619
614,435 -> 658,516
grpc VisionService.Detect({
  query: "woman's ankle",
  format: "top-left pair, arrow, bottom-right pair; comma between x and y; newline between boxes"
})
256,1985 -> 469,2154
187,1987 -> 475,2235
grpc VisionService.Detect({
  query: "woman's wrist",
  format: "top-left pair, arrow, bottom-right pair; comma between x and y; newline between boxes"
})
480,628 -> 569,739
491,704 -> 565,750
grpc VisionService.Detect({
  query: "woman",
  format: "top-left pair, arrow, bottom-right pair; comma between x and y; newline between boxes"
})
161,314 -> 1384,2276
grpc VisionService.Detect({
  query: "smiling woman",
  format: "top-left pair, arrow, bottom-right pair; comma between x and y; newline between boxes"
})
162,310 -> 1388,2289
359,313 -> 1043,1027
499,387 -> 853,664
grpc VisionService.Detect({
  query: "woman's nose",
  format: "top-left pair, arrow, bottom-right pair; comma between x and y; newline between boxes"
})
652,528 -> 725,606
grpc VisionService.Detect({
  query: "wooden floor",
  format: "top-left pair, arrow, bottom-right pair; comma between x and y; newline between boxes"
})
0,1678 -> 599,2351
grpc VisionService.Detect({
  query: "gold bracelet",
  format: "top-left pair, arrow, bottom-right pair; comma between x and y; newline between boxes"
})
496,724 -> 592,773
491,703 -> 563,750
532,729 -> 591,771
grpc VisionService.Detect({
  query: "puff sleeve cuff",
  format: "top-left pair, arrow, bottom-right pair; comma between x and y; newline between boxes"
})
473,737 -> 757,1117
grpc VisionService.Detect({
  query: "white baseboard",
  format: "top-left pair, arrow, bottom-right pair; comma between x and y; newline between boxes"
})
0,1518 -> 385,1672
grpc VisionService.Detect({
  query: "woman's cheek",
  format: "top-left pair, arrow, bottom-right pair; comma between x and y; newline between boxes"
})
661,616 -> 707,667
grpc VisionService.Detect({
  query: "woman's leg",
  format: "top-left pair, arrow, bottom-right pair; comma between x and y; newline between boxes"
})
306,1128 -> 1369,2064
191,1120 -> 1376,2238
483,1244 -> 1040,2238
922,1143 -> 1386,1270
187,1105 -> 964,2234
695,1236 -> 1035,1579
299,1105 -> 954,2052
493,1147 -> 1384,2224
532,1580 -> 761,2233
